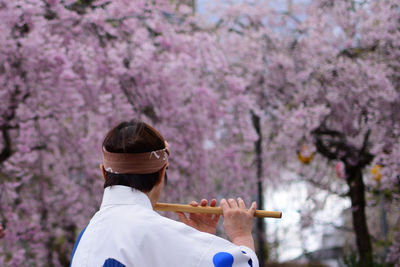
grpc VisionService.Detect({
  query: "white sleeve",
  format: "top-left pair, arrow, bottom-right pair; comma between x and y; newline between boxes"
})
152,214 -> 259,267
197,235 -> 259,267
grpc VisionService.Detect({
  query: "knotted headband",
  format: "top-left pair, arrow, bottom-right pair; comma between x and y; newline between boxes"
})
103,144 -> 169,174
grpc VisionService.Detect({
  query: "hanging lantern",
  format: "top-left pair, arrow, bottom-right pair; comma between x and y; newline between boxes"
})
371,165 -> 382,182
336,161 -> 345,179
297,144 -> 314,164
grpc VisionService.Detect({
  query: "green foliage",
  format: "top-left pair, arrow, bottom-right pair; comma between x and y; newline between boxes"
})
267,262 -> 327,267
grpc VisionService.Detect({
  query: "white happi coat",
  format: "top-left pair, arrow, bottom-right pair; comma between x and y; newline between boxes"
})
71,186 -> 259,267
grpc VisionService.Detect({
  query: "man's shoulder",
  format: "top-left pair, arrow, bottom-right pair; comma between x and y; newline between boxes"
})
97,204 -> 191,229
96,204 -> 218,245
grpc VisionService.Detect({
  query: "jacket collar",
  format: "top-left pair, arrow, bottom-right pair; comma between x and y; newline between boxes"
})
100,185 -> 152,210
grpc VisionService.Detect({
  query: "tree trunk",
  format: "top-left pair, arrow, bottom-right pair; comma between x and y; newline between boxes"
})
346,165 -> 373,265
252,113 -> 267,266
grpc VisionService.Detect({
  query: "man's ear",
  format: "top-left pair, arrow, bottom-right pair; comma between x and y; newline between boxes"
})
157,165 -> 167,185
100,164 -> 106,181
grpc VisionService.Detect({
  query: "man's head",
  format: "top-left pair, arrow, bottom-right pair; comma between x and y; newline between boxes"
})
101,120 -> 168,192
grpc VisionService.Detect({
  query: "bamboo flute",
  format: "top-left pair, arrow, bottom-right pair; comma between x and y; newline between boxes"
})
154,203 -> 282,219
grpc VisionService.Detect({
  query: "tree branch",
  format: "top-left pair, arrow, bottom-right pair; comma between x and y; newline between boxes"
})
0,129 -> 12,164
313,125 -> 373,168
339,44 -> 378,59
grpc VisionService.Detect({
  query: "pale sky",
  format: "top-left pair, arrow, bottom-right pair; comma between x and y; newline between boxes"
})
264,176 -> 350,261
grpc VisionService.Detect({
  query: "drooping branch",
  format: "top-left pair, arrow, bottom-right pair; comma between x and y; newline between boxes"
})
119,76 -> 138,107
0,129 -> 11,164
339,44 -> 378,59
359,129 -> 373,167
304,176 -> 349,197
312,127 -> 345,160
312,126 -> 373,168
360,129 -> 370,154
0,89 -> 30,165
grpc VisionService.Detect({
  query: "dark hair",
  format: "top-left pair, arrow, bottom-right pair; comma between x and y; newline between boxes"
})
102,120 -> 166,192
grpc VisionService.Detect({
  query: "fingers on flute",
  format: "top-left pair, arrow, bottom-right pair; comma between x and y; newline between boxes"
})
190,199 -> 212,207
207,198 -> 219,221
176,212 -> 189,224
237,197 -> 246,209
190,201 -> 198,207
187,202 -> 201,220
209,198 -> 217,207
220,198 -> 229,211
200,199 -> 208,207
248,201 -> 257,216
228,198 -> 238,208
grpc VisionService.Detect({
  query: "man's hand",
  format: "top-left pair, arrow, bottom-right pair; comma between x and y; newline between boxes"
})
177,199 -> 220,234
220,198 -> 256,251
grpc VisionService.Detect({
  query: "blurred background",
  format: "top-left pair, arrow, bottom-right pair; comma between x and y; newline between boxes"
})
0,0 -> 399,266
